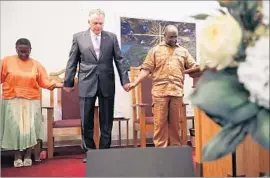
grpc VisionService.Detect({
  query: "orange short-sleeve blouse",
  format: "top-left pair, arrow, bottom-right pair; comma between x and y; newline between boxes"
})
0,55 -> 56,100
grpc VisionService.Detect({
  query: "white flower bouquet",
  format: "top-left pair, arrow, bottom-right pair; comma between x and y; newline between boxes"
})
189,0 -> 269,162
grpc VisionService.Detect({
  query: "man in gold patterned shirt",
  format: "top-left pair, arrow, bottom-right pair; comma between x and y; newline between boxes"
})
129,25 -> 197,147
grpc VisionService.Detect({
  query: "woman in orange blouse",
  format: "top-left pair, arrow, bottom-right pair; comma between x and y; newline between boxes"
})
0,38 -> 61,167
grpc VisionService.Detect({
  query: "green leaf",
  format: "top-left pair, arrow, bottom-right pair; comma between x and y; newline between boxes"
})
204,115 -> 229,127
217,8 -> 227,15
246,0 -> 258,10
250,109 -> 270,150
234,40 -> 247,62
218,1 -> 241,9
202,120 -> 253,161
190,14 -> 210,20
240,1 -> 262,31
190,68 -> 260,124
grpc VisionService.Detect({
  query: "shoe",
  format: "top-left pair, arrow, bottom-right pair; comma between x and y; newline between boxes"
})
14,159 -> 23,168
82,157 -> 87,163
23,159 -> 32,167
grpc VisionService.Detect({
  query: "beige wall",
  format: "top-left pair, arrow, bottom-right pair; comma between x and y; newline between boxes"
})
0,1 -> 221,142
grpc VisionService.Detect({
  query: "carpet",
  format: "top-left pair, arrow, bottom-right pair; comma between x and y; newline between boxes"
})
1,154 -> 86,177
1,146 -> 86,177
1,146 -> 195,177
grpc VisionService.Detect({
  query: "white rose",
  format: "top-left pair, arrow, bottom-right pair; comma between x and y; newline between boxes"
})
237,37 -> 269,109
199,14 -> 242,70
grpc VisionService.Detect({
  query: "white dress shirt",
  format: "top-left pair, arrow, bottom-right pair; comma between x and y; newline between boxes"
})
90,30 -> 101,59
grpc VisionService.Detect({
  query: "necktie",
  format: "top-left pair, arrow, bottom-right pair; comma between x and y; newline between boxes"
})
94,35 -> 100,59
95,35 -> 100,48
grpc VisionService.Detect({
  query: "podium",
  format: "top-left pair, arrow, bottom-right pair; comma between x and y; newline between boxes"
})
185,67 -> 270,177
86,147 -> 195,177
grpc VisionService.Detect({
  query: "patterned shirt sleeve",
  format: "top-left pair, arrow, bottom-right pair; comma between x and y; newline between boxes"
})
140,48 -> 156,72
184,49 -> 197,69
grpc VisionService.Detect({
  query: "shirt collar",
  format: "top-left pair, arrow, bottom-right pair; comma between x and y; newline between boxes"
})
159,41 -> 180,47
90,29 -> 101,37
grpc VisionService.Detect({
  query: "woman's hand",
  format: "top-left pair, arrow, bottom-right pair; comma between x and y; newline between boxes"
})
55,82 -> 63,88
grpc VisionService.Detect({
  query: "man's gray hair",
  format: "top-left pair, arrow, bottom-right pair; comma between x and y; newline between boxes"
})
88,9 -> 105,21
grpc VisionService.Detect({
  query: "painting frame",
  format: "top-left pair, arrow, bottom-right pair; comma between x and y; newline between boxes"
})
120,16 -> 197,67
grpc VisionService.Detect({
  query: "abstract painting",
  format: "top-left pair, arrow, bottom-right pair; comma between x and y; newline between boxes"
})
120,17 -> 196,67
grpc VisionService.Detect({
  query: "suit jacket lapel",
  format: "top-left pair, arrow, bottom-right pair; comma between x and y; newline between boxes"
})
85,29 -> 98,60
99,31 -> 106,60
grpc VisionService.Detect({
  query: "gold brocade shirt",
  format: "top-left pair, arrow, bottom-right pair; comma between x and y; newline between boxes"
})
141,42 -> 196,97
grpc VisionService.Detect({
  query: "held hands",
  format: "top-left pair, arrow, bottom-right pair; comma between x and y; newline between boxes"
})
123,69 -> 148,92
123,82 -> 137,92
127,83 -> 136,91
62,83 -> 136,93
52,81 -> 64,90
55,80 -> 74,92
55,82 -> 64,88
123,83 -> 130,92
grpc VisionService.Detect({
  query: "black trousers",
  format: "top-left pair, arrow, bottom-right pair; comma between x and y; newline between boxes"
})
79,85 -> 114,151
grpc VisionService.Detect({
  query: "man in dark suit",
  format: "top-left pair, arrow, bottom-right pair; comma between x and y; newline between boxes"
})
63,9 -> 130,163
